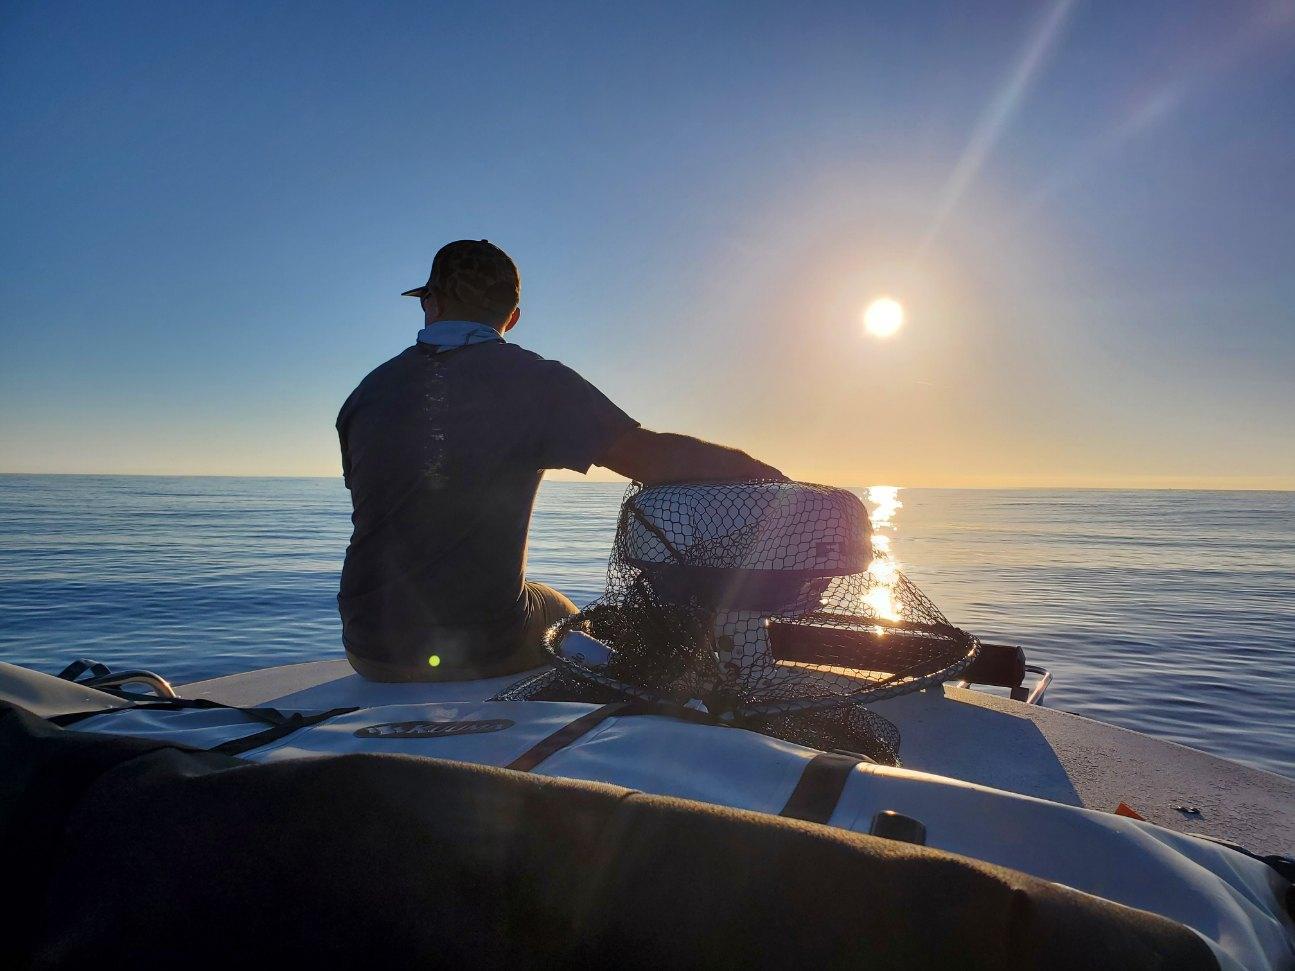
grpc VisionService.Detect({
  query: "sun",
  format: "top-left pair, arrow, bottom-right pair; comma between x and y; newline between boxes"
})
863,297 -> 904,338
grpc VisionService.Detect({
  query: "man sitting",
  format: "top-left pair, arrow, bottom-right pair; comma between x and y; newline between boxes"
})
337,239 -> 782,682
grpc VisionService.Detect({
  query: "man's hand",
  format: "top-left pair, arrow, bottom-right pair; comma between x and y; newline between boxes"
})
597,428 -> 787,486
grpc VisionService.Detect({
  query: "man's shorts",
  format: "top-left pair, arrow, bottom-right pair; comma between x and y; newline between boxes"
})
345,581 -> 579,683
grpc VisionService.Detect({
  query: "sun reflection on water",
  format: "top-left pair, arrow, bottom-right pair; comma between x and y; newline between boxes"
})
865,486 -> 903,621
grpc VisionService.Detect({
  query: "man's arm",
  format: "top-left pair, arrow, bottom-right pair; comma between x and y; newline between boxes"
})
596,427 -> 785,486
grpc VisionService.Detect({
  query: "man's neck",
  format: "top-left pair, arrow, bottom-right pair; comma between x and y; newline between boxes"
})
416,320 -> 506,353
426,316 -> 503,334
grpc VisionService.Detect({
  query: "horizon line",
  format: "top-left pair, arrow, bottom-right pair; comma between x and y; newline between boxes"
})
1,470 -> 1291,493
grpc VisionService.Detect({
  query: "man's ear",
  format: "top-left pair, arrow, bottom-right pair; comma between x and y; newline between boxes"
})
420,291 -> 441,320
502,306 -> 521,334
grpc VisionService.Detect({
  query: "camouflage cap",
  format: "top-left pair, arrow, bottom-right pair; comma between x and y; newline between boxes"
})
402,239 -> 520,315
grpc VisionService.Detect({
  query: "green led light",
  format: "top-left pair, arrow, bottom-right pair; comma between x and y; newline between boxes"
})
428,654 -> 441,668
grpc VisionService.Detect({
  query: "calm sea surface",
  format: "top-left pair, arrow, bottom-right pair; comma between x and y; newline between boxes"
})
1,475 -> 1292,777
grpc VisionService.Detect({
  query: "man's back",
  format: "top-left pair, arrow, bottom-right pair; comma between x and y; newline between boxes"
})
337,339 -> 636,672
337,238 -> 781,683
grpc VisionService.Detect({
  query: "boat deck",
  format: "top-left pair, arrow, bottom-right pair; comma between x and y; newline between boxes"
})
180,659 -> 1295,854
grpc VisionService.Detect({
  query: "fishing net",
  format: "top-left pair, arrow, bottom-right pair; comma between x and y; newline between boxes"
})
496,481 -> 980,766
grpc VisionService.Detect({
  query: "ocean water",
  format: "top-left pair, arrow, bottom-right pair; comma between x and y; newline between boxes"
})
0,475 -> 1292,778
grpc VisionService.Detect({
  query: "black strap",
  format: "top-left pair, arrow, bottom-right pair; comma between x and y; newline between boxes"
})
55,659 -> 112,682
49,697 -> 359,756
51,697 -> 298,728
210,707 -> 359,755
507,701 -> 635,772
780,752 -> 865,824
506,699 -> 719,772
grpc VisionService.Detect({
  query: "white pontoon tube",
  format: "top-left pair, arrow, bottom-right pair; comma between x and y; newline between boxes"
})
58,694 -> 1295,970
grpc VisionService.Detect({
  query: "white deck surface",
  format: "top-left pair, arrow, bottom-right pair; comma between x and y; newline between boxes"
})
180,659 -> 1295,854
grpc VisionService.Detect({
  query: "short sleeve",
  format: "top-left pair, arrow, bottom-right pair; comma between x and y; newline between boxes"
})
533,359 -> 639,473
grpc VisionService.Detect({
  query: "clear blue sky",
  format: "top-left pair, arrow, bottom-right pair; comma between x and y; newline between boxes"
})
2,0 -> 1293,487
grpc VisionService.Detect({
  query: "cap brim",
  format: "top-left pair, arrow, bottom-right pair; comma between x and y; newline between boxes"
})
401,286 -> 428,298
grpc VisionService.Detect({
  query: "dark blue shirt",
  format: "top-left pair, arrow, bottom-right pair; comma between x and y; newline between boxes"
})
337,340 -> 637,668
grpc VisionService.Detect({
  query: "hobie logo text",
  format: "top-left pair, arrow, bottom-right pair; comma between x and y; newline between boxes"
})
355,719 -> 515,739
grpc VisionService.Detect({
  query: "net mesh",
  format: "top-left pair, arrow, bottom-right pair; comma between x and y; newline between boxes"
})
497,481 -> 980,766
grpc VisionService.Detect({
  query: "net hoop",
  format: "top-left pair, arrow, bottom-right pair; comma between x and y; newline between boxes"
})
541,481 -> 981,721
